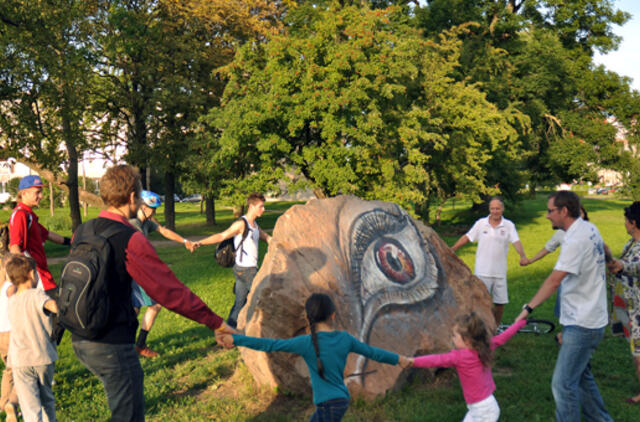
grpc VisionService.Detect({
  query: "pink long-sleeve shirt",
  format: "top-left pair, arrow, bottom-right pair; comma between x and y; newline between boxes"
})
413,319 -> 526,404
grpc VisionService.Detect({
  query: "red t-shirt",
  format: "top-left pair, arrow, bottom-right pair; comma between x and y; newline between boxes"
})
8,203 -> 56,290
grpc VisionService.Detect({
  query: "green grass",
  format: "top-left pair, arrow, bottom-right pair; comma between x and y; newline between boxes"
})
2,196 -> 640,421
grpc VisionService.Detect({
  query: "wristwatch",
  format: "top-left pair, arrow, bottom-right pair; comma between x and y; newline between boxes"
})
522,304 -> 533,314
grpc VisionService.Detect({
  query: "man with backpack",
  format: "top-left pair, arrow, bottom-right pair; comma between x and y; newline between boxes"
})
195,193 -> 271,328
60,165 -> 233,421
8,175 -> 70,293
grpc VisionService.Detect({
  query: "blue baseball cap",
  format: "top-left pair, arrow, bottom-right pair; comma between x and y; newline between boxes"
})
18,175 -> 46,190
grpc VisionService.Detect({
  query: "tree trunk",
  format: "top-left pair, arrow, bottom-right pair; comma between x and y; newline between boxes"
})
64,131 -> 82,231
145,167 -> 151,191
205,195 -> 215,225
313,187 -> 327,199
82,170 -> 88,217
49,182 -> 54,217
164,171 -> 176,230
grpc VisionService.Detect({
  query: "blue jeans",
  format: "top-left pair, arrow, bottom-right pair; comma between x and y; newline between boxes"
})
13,364 -> 56,422
228,265 -> 257,328
551,325 -> 612,422
72,341 -> 145,422
309,398 -> 349,422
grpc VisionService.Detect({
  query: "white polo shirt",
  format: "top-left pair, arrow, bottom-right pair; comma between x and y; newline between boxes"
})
466,216 -> 520,278
554,218 -> 608,329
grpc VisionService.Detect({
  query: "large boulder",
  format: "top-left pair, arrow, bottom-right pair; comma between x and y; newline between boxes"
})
237,195 -> 493,399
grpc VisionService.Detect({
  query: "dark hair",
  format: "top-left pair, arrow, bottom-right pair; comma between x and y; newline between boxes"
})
580,205 -> 589,221
247,193 -> 265,207
549,191 -> 581,218
5,254 -> 36,286
100,165 -> 142,207
305,293 -> 336,380
454,312 -> 492,368
624,202 -> 640,229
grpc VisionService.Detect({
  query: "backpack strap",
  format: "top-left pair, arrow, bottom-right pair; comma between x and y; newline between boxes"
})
235,217 -> 251,263
12,207 -> 33,230
9,207 -> 33,251
73,219 -> 127,247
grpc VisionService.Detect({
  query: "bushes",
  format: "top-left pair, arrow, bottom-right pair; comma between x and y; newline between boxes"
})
43,214 -> 72,232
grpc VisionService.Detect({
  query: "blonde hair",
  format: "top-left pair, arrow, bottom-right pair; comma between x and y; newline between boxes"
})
455,312 -> 493,368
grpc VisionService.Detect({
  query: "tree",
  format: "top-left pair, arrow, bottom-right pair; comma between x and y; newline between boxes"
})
415,0 -> 636,195
207,5 -> 524,218
0,0 -> 99,229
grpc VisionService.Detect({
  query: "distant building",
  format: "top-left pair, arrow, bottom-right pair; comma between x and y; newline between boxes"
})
596,117 -> 632,187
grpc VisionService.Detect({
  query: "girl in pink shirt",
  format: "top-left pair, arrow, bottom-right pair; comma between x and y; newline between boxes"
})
409,313 -> 525,421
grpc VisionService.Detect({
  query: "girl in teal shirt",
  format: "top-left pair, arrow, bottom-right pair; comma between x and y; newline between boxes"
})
223,293 -> 408,421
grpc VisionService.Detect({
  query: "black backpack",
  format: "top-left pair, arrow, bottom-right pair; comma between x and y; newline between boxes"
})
57,219 -> 126,339
215,218 -> 249,267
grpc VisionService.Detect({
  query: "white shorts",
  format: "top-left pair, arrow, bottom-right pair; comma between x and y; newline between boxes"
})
463,394 -> 500,422
477,275 -> 508,305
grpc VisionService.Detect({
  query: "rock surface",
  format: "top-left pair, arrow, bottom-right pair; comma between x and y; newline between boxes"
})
237,195 -> 493,399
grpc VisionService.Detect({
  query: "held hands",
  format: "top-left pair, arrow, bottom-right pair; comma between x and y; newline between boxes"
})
398,356 -> 413,369
184,240 -> 197,253
520,257 -> 530,266
214,322 -> 240,349
607,259 -> 623,274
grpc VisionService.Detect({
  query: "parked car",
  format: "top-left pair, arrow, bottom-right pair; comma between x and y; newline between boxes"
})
159,194 -> 182,202
596,188 -> 609,195
182,194 -> 202,203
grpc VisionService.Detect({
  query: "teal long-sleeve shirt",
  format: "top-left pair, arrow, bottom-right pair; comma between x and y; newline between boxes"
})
232,330 -> 399,404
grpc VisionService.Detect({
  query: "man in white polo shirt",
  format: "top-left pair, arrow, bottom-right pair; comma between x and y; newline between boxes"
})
451,197 -> 527,325
515,191 -> 612,422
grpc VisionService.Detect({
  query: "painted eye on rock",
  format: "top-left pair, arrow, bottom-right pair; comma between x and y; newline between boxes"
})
374,238 -> 415,284
347,205 -> 442,385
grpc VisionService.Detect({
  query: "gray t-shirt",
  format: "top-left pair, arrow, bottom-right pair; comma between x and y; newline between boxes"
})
129,217 -> 158,237
7,288 -> 58,367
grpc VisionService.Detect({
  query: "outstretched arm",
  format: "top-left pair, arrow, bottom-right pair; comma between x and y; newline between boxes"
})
349,336 -> 399,365
196,220 -> 244,247
512,240 -> 528,264
515,270 -> 567,322
47,231 -> 70,246
451,235 -> 470,253
259,228 -> 271,244
231,333 -> 307,355
155,224 -> 196,252
412,350 -> 459,369
522,248 -> 550,266
491,319 -> 526,348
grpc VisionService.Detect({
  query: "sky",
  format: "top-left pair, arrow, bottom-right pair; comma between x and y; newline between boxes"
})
593,0 -> 640,92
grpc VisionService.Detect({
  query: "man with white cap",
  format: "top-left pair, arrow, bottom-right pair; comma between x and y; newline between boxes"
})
8,175 -> 70,294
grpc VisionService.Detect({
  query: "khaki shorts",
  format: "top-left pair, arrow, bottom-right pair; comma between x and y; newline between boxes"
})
477,275 -> 508,305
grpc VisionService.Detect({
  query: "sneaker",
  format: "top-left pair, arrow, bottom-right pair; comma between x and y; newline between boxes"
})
135,345 -> 159,358
4,402 -> 18,422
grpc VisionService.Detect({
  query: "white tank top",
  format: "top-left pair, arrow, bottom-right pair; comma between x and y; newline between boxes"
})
0,281 -> 13,332
234,216 -> 260,268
